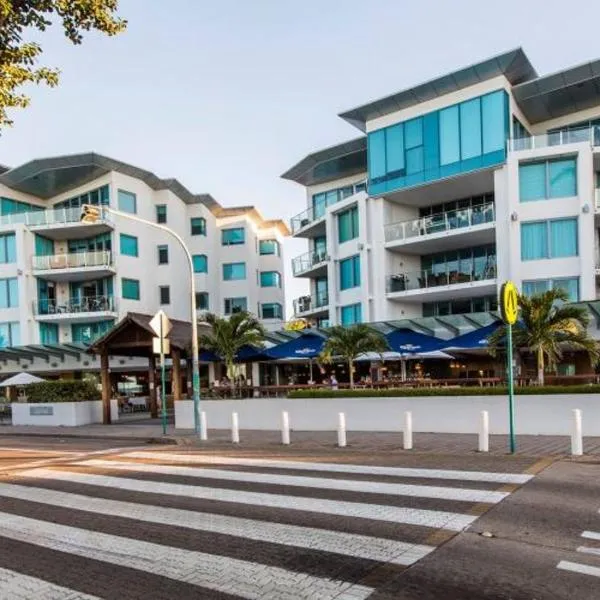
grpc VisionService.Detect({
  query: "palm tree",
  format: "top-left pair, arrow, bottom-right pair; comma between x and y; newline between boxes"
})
488,288 -> 600,385
320,324 -> 389,388
198,311 -> 266,390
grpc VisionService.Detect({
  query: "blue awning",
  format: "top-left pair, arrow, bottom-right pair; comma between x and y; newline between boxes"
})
442,322 -> 502,350
199,345 -> 267,362
386,328 -> 443,354
263,333 -> 325,360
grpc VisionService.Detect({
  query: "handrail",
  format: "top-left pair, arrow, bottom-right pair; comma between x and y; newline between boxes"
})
0,206 -> 111,228
34,294 -> 116,315
387,264 -> 497,293
291,249 -> 329,275
293,291 -> 329,315
32,250 -> 112,270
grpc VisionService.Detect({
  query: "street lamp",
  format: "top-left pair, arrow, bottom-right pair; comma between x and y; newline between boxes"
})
81,204 -> 202,435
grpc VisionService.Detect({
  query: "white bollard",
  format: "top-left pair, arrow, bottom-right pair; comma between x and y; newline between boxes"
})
281,411 -> 290,445
337,412 -> 347,447
200,411 -> 207,441
231,411 -> 240,444
403,411 -> 413,450
479,410 -> 489,453
571,409 -> 583,456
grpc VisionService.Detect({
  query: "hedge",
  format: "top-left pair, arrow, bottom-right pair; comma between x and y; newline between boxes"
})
25,380 -> 101,403
288,385 -> 600,399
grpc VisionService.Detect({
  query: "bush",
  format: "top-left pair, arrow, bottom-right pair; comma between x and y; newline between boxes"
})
25,380 -> 101,403
288,385 -> 600,399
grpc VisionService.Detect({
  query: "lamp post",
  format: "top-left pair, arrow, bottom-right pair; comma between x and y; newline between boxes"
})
81,205 -> 202,434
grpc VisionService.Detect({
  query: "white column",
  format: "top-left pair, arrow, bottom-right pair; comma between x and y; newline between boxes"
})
200,410 -> 207,441
478,410 -> 489,453
208,363 -> 216,385
571,409 -> 583,456
231,412 -> 239,444
281,411 -> 290,445
403,411 -> 413,450
337,412 -> 347,448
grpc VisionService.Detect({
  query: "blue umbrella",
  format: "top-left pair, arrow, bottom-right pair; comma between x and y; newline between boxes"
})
386,328 -> 443,354
263,333 -> 325,360
442,322 -> 502,350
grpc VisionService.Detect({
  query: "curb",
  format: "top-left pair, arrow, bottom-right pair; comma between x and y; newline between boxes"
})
0,431 -> 179,444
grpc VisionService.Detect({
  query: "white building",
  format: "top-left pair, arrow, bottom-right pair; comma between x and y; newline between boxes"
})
0,152 -> 287,375
284,48 -> 600,330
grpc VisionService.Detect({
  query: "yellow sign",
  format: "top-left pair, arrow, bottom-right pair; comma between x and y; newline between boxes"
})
500,281 -> 518,325
284,318 -> 308,331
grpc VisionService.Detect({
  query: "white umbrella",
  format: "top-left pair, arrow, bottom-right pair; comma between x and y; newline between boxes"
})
0,372 -> 45,387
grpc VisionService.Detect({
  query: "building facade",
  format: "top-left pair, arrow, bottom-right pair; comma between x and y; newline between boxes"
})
284,48 -> 600,329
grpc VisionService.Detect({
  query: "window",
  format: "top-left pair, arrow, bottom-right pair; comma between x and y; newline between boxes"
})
0,322 -> 20,347
195,292 -> 209,311
521,218 -> 578,260
259,239 -> 279,255
422,295 -> 498,317
260,271 -> 281,287
156,205 -> 167,224
523,278 -> 579,302
159,285 -> 170,305
339,255 -> 361,290
35,234 -> 54,257
519,158 -> 577,201
341,303 -> 362,326
117,190 -> 137,214
157,245 -> 169,264
223,262 -> 246,280
67,232 -> 111,254
121,278 -> 140,300
192,254 -> 208,273
0,233 -> 16,263
51,185 -> 109,213
221,227 -> 245,245
262,303 -> 283,319
224,297 -> 247,314
119,234 -> 138,257
191,217 -> 206,236
71,321 -> 113,343
39,323 -> 58,344
338,206 -> 359,243
0,278 -> 18,308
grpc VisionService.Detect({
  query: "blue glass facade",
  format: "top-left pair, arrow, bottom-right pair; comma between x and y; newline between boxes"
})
367,90 -> 509,195
339,255 -> 360,290
522,278 -> 579,302
521,218 -> 578,261
223,262 -> 246,280
341,303 -> 362,326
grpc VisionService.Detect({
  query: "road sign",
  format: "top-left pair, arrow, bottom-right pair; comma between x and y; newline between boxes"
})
150,310 -> 172,436
500,281 -> 518,325
152,337 -> 170,355
150,310 -> 172,339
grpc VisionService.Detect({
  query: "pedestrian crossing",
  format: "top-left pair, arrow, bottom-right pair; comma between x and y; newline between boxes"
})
0,450 -> 533,599
556,509 -> 600,581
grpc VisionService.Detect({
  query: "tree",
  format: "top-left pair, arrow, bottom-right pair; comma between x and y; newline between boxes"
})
198,311 -> 266,391
320,324 -> 389,388
488,289 -> 600,385
0,0 -> 127,129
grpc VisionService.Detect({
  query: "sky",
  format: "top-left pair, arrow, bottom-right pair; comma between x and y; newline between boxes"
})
2,0 -> 600,317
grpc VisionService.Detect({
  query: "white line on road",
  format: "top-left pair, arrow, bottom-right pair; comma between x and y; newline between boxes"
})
121,451 -> 533,484
0,513 -> 374,600
19,468 -> 477,531
577,546 -> 600,557
77,459 -> 509,504
581,531 -> 600,541
557,560 -> 600,579
0,482 -> 434,565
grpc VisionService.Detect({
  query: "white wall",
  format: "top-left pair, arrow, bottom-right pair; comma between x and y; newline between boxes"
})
11,400 -> 103,426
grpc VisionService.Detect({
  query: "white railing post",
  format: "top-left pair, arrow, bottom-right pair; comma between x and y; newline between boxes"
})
200,410 -> 207,441
571,409 -> 583,456
337,412 -> 347,447
479,410 -> 489,452
403,411 -> 413,450
281,410 -> 290,445
231,412 -> 239,444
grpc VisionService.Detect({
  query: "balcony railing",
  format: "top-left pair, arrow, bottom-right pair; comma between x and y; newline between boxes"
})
292,249 -> 329,276
508,126 -> 600,152
34,295 -> 116,316
293,292 -> 329,315
385,203 -> 495,244
0,206 -> 111,228
386,264 -> 497,294
32,250 -> 113,271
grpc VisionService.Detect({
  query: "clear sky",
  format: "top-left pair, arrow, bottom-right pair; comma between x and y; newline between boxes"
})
2,0 -> 600,316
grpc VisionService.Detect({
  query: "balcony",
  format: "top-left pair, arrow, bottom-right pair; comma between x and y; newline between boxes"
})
32,251 -> 115,282
386,264 -> 497,302
293,292 -> 329,317
385,203 -> 495,253
291,249 -> 329,277
508,126 -> 600,153
24,206 -> 113,240
290,205 -> 327,237
34,295 -> 118,324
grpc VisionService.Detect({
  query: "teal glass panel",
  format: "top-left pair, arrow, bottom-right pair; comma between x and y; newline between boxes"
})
439,105 -> 460,166
385,124 -> 404,174
72,320 -> 113,343
260,271 -> 280,287
156,205 -> 167,224
481,91 -> 506,154
549,159 -> 577,198
423,111 -> 440,175
157,245 -> 169,264
222,262 -> 246,280
0,322 -> 19,347
119,234 -> 138,257
368,129 -> 386,179
553,278 -> 579,302
460,97 -> 482,160
314,236 -> 327,254
262,303 -> 283,319
0,278 -> 18,308
521,222 -> 548,260
121,278 -> 140,300
0,233 -> 17,263
39,322 -> 58,344
550,218 -> 578,257
339,255 -> 360,290
519,163 -> 546,202
341,303 -> 362,325
191,217 -> 206,235
404,118 -> 423,149
117,190 -> 136,214
221,227 -> 245,245
312,193 -> 327,219
338,207 -> 358,243
196,292 -> 209,310
192,254 -> 207,273
34,234 -> 53,257
224,297 -> 247,314
259,240 -> 278,255
406,146 -> 424,175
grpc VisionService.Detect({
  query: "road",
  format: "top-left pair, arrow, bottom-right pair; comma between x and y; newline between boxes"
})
0,436 -> 597,599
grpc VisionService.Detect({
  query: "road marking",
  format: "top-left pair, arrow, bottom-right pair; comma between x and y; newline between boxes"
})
121,451 -> 533,484
577,546 -> 600,557
77,459 -> 509,504
581,531 -> 600,541
20,468 -> 477,531
0,482 -> 434,565
557,560 -> 600,578
0,513 -> 374,600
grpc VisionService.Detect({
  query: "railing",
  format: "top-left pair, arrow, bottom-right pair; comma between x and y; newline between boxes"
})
508,126 -> 600,152
385,202 -> 495,243
0,206 -> 111,228
291,249 -> 329,276
32,250 -> 112,271
293,292 -> 329,315
386,264 -> 497,293
34,295 -> 116,316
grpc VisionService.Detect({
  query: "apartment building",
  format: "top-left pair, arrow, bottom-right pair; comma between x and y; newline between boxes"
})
284,48 -> 600,328
0,153 -> 287,363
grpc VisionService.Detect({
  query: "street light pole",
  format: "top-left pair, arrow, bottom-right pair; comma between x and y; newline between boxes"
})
84,206 -> 202,435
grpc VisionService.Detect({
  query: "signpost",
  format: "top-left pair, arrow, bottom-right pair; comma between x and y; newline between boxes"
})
150,310 -> 172,435
499,281 -> 518,454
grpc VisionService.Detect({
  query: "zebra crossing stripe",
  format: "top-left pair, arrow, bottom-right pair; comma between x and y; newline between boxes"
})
0,513 -> 375,600
581,531 -> 600,541
577,546 -> 600,557
0,483 -> 434,566
0,566 -> 100,599
121,451 -> 533,484
20,468 -> 477,531
557,560 -> 600,578
76,459 -> 509,504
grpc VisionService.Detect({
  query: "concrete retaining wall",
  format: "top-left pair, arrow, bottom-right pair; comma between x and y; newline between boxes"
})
11,400 -> 104,426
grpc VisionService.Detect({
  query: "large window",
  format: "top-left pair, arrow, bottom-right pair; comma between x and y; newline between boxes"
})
52,185 -> 109,212
157,245 -> 169,265
67,232 -> 111,254
338,206 -> 359,243
221,227 -> 245,245
156,205 -> 167,224
121,278 -> 140,300
421,245 -> 496,281
259,239 -> 279,255
260,271 -> 281,287
223,262 -> 246,280
72,321 -> 113,343
0,278 -> 18,308
423,295 -> 498,317
191,217 -> 206,236
159,285 -> 170,305
117,190 -> 137,214
339,255 -> 360,290
119,234 -> 138,257
341,303 -> 362,326
522,278 -> 579,302
39,323 -> 58,344
196,292 -> 209,311
521,218 -> 578,260
0,233 -> 16,263
519,158 -> 577,202
192,254 -> 208,273
224,297 -> 247,314
311,181 -> 365,220
35,235 -> 54,257
262,303 -> 283,319
0,322 -> 20,347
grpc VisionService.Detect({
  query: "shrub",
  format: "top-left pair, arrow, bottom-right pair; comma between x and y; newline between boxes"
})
25,380 -> 101,403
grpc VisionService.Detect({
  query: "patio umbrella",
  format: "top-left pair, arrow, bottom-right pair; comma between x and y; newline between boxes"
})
0,372 -> 45,387
385,329 -> 446,381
